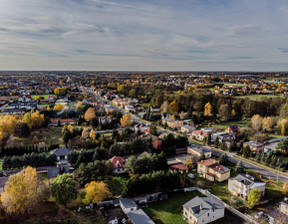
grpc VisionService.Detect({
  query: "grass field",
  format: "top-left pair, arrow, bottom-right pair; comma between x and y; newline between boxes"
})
143,191 -> 203,224
224,83 -> 246,87
211,119 -> 251,129
13,127 -> 63,147
235,94 -> 282,100
32,94 -> 55,100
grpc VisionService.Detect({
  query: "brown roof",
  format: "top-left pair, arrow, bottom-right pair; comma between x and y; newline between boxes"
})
169,163 -> 188,171
198,158 -> 218,166
109,156 -> 126,169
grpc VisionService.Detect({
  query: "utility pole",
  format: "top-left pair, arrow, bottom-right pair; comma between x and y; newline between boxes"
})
277,166 -> 280,184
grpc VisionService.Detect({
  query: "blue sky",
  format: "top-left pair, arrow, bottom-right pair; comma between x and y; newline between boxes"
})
0,0 -> 288,71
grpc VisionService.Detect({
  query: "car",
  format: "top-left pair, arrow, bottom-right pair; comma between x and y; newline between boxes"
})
187,173 -> 194,179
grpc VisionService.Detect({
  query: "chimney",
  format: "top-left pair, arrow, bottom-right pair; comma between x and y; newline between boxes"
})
200,203 -> 203,210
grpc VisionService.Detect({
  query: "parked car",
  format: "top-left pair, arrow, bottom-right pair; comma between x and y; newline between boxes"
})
187,173 -> 194,179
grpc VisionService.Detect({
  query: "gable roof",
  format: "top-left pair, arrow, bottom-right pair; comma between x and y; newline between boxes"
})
227,125 -> 239,132
109,156 -> 126,169
50,147 -> 74,156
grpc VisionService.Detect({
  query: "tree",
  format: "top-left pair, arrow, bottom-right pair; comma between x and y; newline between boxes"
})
15,122 -> 31,138
50,173 -> 78,206
218,104 -> 231,121
214,137 -> 219,147
262,117 -> 273,132
149,124 -> 158,136
277,139 -> 288,152
279,119 -> 288,136
120,114 -> 131,127
160,101 -> 170,114
84,181 -> 111,204
204,102 -> 212,116
54,104 -> 65,111
1,166 -> 47,215
76,101 -> 82,109
283,182 -> 288,196
62,130 -> 72,144
169,100 -> 179,114
84,108 -> 96,122
248,188 -> 261,209
251,114 -> 263,132
33,135 -> 39,144
89,129 -> 96,140
235,161 -> 244,173
199,153 -> 205,161
280,103 -> 288,118
219,154 -> 228,165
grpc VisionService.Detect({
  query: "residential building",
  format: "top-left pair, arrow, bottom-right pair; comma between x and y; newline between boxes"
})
119,198 -> 137,214
150,106 -> 160,113
280,199 -> 288,215
50,147 -> 74,164
244,141 -> 265,153
181,125 -> 196,133
109,156 -> 126,174
49,118 -> 75,126
125,104 -> 135,113
183,196 -> 225,224
225,125 -> 239,133
169,163 -> 188,174
211,132 -> 235,144
191,128 -> 212,141
17,95 -> 33,102
187,144 -> 212,159
197,159 -> 230,182
228,174 -> 266,200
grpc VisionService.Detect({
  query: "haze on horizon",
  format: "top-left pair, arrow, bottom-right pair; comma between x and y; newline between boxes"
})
1,0 -> 288,71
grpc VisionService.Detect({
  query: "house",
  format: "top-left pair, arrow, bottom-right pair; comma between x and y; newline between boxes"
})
119,198 -> 155,224
50,147 -> 74,163
228,174 -> 266,200
211,132 -> 236,144
169,163 -> 188,174
152,138 -> 163,150
49,119 -> 75,126
150,106 -> 160,113
197,159 -> 230,182
187,144 -> 212,159
55,98 -> 68,106
181,125 -> 196,133
183,196 -> 225,224
119,198 -> 137,214
109,156 -> 126,174
125,105 -> 136,113
166,119 -> 184,129
17,95 -> 33,102
9,102 -> 38,110
191,128 -> 211,141
225,125 -> 239,133
244,141 -> 265,153
280,199 -> 288,215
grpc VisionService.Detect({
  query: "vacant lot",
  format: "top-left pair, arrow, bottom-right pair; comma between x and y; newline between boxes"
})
13,127 -> 63,147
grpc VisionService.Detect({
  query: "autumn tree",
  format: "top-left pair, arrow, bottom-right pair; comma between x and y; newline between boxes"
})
76,101 -> 82,109
31,111 -> 44,128
50,173 -> 78,206
90,129 -> 96,140
54,104 -> 65,111
279,119 -> 288,136
15,122 -> 31,138
1,166 -> 48,215
251,114 -> 263,132
169,100 -> 179,114
84,108 -> 96,122
0,115 -> 17,135
204,102 -> 212,116
262,117 -> 273,132
83,181 -> 111,204
120,114 -> 131,127
218,104 -> 231,121
33,136 -> 39,144
248,188 -> 261,209
283,182 -> 288,196
81,127 -> 90,139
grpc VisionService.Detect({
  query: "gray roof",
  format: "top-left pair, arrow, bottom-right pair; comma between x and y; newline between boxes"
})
127,209 -> 155,224
183,196 -> 224,218
231,174 -> 263,186
244,141 -> 264,147
120,198 -> 137,209
187,144 -> 211,154
50,147 -> 74,156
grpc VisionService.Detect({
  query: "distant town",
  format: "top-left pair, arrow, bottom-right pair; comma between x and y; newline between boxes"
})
0,71 -> 288,224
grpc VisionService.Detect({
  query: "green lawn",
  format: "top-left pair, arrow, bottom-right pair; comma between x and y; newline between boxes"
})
235,94 -> 281,100
210,119 -> 251,129
13,127 -> 63,147
224,83 -> 246,88
143,191 -> 203,224
32,94 -> 56,100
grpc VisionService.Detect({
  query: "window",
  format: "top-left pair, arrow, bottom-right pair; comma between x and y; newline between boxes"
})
207,213 -> 209,217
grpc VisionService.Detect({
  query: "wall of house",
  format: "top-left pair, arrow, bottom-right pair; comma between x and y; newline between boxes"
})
217,170 -> 230,182
280,203 -> 288,215
198,208 -> 225,224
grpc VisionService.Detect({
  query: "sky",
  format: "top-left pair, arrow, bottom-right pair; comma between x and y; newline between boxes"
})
1,0 -> 288,71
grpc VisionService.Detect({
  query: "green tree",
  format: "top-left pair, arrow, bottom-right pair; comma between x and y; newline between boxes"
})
149,124 -> 158,136
199,153 -> 205,161
235,161 -> 244,173
248,188 -> 261,209
50,173 -> 78,206
219,153 -> 229,165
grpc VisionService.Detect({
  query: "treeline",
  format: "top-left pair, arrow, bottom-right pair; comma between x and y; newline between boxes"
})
75,160 -> 113,187
161,134 -> 187,156
2,153 -> 57,170
125,152 -> 168,175
0,144 -> 59,157
255,151 -> 287,171
67,148 -> 108,166
123,171 -> 181,197
109,138 -> 149,156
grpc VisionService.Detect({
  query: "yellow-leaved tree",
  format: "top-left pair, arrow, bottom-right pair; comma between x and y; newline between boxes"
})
169,100 -> 179,114
54,104 -> 65,111
262,117 -> 273,132
84,181 -> 111,204
204,102 -> 212,116
31,111 -> 44,128
1,166 -> 48,215
90,129 -> 96,140
120,114 -> 131,127
84,108 -> 96,122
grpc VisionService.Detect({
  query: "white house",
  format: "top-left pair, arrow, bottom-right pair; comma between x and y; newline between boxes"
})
183,196 -> 225,224
119,198 -> 138,214
181,125 -> 196,133
50,147 -> 74,163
